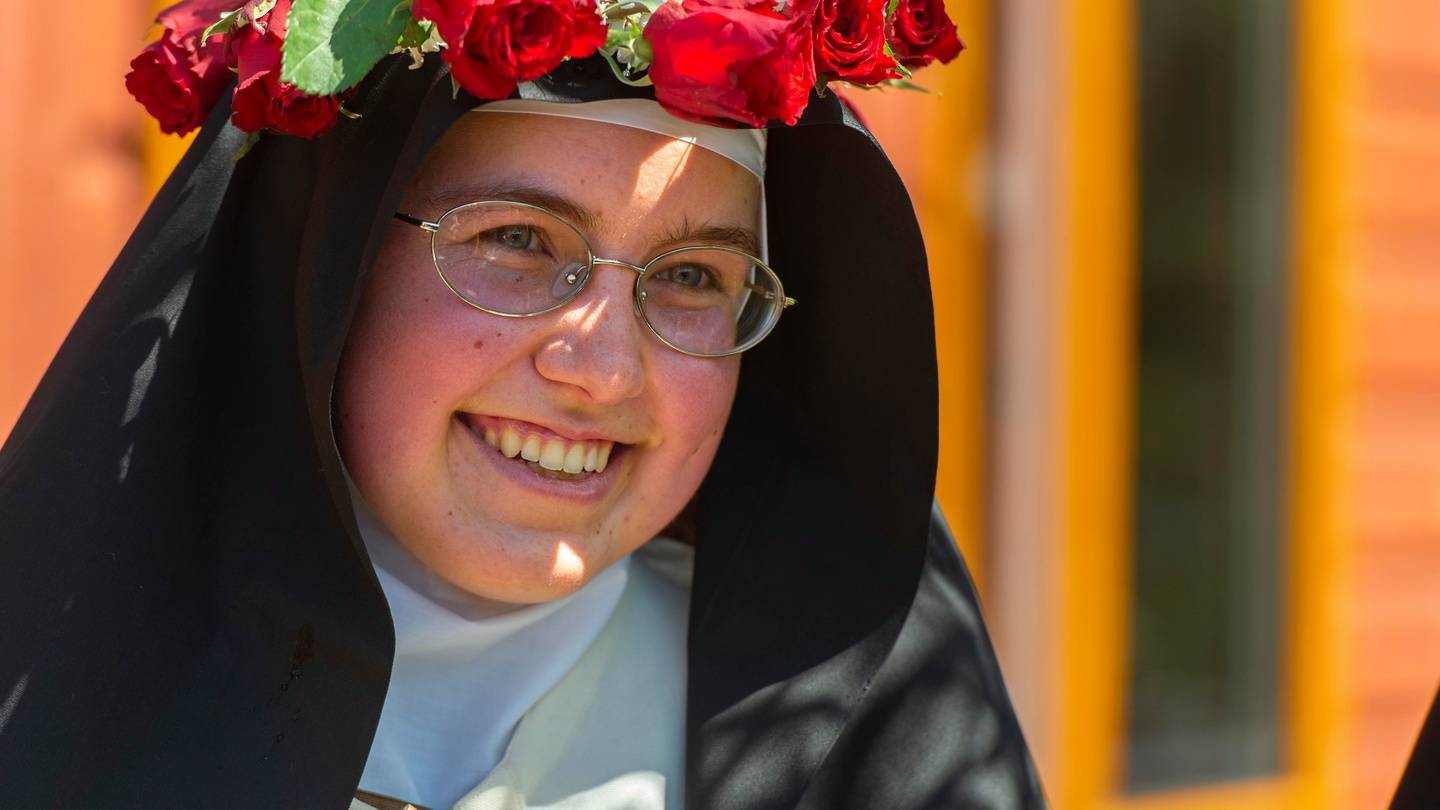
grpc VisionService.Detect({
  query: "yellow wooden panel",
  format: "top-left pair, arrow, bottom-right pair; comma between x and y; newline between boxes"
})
1048,0 -> 1353,804
1105,778 -> 1299,810
917,3 -> 992,589
1288,0 -> 1354,806
141,115 -> 193,200
1053,0 -> 1136,803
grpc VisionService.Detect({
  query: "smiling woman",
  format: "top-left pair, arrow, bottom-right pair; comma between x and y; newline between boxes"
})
336,111 -> 755,605
0,0 -> 1043,806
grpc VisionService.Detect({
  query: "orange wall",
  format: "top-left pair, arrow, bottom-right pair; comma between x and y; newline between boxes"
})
0,2 -> 151,440
1341,0 -> 1440,803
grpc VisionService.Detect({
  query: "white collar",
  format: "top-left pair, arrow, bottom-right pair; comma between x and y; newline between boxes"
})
351,486 -> 630,810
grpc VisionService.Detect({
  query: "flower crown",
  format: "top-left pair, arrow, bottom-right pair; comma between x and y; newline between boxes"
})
127,0 -> 963,141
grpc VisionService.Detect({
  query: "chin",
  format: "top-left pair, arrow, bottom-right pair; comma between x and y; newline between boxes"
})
423,526 -> 607,604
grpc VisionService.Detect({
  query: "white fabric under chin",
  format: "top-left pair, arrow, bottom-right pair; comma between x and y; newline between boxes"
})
349,480 -> 693,810
351,482 -> 628,809
448,538 -> 693,810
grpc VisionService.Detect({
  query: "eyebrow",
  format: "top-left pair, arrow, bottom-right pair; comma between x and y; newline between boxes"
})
419,181 -> 763,258
657,220 -> 763,258
421,182 -> 600,234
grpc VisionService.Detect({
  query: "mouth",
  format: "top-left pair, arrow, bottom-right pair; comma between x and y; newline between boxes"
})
456,413 -> 627,483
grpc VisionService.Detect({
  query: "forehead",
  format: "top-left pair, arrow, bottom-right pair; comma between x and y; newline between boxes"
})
409,113 -> 762,248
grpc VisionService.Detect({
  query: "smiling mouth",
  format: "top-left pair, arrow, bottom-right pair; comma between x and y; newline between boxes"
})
458,415 -> 622,481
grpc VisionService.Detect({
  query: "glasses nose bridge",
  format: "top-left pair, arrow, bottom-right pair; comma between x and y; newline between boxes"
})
573,256 -> 651,328
588,257 -> 647,277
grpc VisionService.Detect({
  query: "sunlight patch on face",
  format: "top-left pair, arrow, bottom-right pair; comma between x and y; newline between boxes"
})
550,541 -> 586,586
634,139 -> 698,204
556,296 -> 612,335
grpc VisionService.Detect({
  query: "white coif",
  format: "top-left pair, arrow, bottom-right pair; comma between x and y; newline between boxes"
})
473,98 -> 765,179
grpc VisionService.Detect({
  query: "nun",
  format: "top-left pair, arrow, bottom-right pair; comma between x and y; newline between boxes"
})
0,0 -> 1045,806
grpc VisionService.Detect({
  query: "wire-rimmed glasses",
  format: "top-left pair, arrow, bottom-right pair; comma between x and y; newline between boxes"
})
393,200 -> 795,358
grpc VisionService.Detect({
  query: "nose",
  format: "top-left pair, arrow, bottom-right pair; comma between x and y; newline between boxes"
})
532,263 -> 647,404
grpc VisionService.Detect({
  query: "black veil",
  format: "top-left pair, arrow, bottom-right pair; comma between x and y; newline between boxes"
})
0,55 -> 1044,808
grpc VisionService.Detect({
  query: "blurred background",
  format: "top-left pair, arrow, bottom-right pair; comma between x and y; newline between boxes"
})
1,1 -> 1437,807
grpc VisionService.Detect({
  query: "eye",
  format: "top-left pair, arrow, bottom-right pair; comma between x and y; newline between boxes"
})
481,224 -> 542,252
652,262 -> 718,290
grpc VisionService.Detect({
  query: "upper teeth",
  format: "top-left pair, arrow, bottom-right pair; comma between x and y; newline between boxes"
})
482,426 -> 613,474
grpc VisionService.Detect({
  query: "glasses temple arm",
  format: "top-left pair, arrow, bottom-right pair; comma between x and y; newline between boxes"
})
745,281 -> 797,308
394,212 -> 440,232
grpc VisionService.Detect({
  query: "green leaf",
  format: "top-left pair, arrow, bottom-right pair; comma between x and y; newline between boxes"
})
234,130 -> 264,161
281,0 -> 414,96
394,15 -> 434,49
597,48 -> 654,87
387,0 -> 413,26
604,28 -> 635,49
881,43 -> 913,79
885,78 -> 932,94
391,12 -> 443,68
630,34 -> 653,63
603,1 -> 651,20
202,0 -> 278,43
201,5 -> 248,44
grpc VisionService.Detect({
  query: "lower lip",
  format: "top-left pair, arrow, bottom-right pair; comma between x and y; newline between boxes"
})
453,415 -> 625,503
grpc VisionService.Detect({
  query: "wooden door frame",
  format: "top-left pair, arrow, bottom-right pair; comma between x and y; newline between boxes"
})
986,0 -> 1348,806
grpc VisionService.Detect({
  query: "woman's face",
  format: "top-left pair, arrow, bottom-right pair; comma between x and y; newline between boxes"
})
335,112 -> 758,603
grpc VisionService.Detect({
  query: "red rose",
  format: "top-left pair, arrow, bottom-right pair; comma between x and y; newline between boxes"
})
886,0 -> 963,68
156,0 -> 251,41
413,0 -> 607,100
813,0 -> 898,84
124,0 -> 238,135
229,0 -> 342,139
645,0 -> 818,128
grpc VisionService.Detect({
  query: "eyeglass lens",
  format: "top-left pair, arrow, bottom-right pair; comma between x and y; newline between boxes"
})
432,202 -> 783,356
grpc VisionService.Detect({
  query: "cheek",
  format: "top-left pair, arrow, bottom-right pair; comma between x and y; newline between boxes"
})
648,357 -> 740,477
336,250 -> 534,469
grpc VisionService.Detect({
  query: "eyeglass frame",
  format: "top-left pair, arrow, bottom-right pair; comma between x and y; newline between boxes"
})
392,199 -> 797,358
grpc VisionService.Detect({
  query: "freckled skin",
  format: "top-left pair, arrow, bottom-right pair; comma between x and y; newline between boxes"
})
335,113 -> 757,604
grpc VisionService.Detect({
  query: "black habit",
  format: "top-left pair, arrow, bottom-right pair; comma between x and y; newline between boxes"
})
0,55 -> 1045,809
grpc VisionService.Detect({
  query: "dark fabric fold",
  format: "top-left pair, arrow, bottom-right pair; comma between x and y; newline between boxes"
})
1392,687 -> 1440,809
796,504 -> 1047,810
